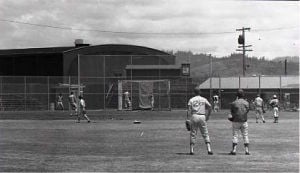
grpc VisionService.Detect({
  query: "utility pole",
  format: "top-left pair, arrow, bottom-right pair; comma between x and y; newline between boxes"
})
284,59 -> 287,75
236,27 -> 252,76
209,54 -> 212,102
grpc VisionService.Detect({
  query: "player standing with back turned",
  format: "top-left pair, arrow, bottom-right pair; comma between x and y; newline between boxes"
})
77,95 -> 91,123
228,89 -> 250,155
254,94 -> 265,123
68,91 -> 77,116
187,86 -> 213,155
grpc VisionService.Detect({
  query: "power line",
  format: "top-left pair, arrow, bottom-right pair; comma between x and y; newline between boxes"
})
0,18 -> 298,35
253,26 -> 299,32
0,18 -> 235,35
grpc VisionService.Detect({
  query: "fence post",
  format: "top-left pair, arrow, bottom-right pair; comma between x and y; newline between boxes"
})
218,76 -> 221,110
279,75 -> 282,105
186,75 -> 188,110
130,56 -> 133,110
239,76 -> 241,89
0,76 -> 2,111
259,75 -> 261,94
104,55 -> 106,111
158,57 -> 161,111
118,80 -> 122,111
24,76 -> 26,111
47,76 -> 50,111
168,80 -> 171,111
68,76 -> 71,111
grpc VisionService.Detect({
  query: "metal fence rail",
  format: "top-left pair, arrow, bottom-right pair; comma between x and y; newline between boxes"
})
0,75 -> 298,111
0,76 -> 195,111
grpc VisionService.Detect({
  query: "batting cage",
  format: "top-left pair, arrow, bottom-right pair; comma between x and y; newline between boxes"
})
118,80 -> 171,111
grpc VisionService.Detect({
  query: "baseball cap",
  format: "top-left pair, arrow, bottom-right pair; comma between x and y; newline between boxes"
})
194,86 -> 201,95
237,89 -> 244,98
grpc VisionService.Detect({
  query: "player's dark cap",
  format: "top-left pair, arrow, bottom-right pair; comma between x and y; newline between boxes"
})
194,86 -> 201,95
79,95 -> 83,99
237,89 -> 244,98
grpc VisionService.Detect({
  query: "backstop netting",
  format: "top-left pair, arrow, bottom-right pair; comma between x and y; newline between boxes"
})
118,80 -> 171,111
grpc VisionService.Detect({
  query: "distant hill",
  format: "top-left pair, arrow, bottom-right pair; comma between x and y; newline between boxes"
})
273,56 -> 299,63
172,51 -> 299,83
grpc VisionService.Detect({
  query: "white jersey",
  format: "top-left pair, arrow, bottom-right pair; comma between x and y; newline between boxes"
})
79,99 -> 86,108
213,95 -> 219,103
188,96 -> 211,115
254,97 -> 263,107
57,95 -> 63,102
270,98 -> 279,108
69,94 -> 76,104
124,91 -> 130,101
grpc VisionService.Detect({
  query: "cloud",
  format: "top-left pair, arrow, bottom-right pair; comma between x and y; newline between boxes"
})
0,0 -> 298,59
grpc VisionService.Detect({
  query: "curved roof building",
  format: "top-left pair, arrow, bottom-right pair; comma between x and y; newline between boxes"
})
0,43 -> 175,77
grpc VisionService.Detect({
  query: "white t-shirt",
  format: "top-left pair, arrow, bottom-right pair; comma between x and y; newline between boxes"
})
188,96 -> 211,115
69,94 -> 76,104
254,97 -> 263,107
213,95 -> 219,103
124,91 -> 130,101
80,99 -> 86,108
270,98 -> 279,107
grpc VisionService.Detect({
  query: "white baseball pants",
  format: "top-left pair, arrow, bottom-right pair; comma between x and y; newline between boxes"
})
232,122 -> 249,144
273,107 -> 279,118
190,114 -> 211,145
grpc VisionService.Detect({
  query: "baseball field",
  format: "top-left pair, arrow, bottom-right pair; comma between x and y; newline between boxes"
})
0,110 -> 299,172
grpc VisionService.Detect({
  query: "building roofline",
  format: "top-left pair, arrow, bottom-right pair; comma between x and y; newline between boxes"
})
0,44 -> 173,56
63,44 -> 172,56
126,65 -> 181,70
0,46 -> 74,56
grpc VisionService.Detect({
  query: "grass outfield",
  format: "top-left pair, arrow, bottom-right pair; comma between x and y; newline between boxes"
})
0,110 -> 299,172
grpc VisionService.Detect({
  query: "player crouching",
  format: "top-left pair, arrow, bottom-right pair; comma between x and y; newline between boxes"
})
77,95 -> 91,123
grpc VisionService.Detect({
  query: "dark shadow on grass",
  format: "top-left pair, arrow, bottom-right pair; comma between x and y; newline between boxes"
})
176,152 -> 192,155
217,152 -> 234,156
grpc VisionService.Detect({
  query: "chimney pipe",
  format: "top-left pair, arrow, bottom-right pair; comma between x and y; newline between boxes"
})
74,39 -> 90,47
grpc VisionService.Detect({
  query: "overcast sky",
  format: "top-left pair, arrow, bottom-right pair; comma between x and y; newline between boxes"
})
0,0 -> 299,59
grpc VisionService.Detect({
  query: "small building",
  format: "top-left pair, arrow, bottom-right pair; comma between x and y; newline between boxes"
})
199,75 -> 299,109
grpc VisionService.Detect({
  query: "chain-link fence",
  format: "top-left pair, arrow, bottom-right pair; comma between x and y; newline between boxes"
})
199,75 -> 299,111
0,75 -> 298,111
0,76 -> 196,111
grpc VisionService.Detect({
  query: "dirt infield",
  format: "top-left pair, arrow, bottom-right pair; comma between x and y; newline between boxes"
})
0,110 -> 299,172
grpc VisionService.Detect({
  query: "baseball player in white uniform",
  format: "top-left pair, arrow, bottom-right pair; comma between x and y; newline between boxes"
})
77,95 -> 90,123
56,93 -> 64,110
124,91 -> 131,110
270,95 -> 279,123
213,94 -> 219,112
68,91 -> 77,116
149,94 -> 154,111
254,94 -> 265,123
187,87 -> 213,155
